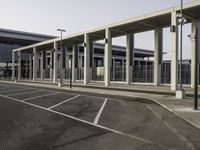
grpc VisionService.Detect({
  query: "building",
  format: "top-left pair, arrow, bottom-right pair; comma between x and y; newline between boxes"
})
0,28 -> 56,78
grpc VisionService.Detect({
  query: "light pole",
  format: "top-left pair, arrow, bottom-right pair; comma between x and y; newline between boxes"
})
57,28 -> 66,87
70,56 -> 72,88
188,31 -> 198,110
176,0 -> 187,98
177,0 -> 186,90
179,0 -> 183,90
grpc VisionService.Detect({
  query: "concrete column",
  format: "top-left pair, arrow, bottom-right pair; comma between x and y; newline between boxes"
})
89,42 -> 94,80
53,42 -> 58,83
18,51 -> 21,80
43,51 -> 47,79
191,20 -> 200,88
25,59 -> 28,78
78,56 -> 80,69
80,55 -> 83,68
29,54 -> 32,80
33,47 -> 37,82
84,34 -> 90,85
40,52 -> 44,80
59,46 -> 66,85
154,28 -> 163,86
72,45 -> 77,82
76,47 -> 80,80
66,48 -> 69,79
112,58 -> 115,81
50,50 -> 53,80
122,59 -> 125,81
104,28 -> 112,86
76,46 -> 79,69
58,54 -> 61,70
126,34 -> 134,84
46,52 -> 48,74
12,51 -> 15,80
171,11 -> 179,91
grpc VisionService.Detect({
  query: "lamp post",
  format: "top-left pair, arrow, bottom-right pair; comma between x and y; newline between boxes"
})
57,28 -> 66,87
179,0 -> 183,90
188,31 -> 198,110
175,0 -> 187,99
178,0 -> 187,88
177,0 -> 187,90
70,56 -> 72,88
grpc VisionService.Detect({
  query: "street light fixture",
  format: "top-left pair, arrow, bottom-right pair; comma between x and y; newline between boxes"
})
57,28 -> 66,87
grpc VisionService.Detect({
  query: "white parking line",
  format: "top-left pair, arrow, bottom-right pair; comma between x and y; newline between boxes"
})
0,94 -> 167,148
48,95 -> 80,110
23,92 -> 59,101
7,90 -> 44,96
146,104 -> 195,150
57,91 -> 121,102
94,98 -> 108,124
1,83 -> 121,103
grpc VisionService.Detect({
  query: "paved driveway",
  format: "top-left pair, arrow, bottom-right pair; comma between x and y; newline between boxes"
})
0,82 -> 199,150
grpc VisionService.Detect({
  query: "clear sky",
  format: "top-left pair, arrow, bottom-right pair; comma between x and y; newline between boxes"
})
0,0 -> 195,60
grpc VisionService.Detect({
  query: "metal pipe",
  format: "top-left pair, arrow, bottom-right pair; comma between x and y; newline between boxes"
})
179,0 -> 183,90
194,28 -> 198,110
70,57 -> 72,88
57,29 -> 66,86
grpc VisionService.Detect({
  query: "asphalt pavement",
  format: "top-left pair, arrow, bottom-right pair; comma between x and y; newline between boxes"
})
0,82 -> 199,150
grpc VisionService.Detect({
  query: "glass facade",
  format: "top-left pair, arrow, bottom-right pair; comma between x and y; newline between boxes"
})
0,43 -> 21,64
0,43 -> 22,79
0,28 -> 56,79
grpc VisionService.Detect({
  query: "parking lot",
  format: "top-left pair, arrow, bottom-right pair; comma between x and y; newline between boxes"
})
0,82 -> 200,150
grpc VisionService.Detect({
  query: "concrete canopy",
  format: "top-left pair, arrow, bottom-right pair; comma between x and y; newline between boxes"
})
13,0 -> 200,52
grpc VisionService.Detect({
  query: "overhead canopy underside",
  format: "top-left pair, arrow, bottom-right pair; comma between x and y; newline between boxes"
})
15,1 -> 200,52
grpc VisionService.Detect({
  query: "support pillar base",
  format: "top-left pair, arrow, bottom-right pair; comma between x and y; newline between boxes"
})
176,89 -> 185,99
58,82 -> 63,87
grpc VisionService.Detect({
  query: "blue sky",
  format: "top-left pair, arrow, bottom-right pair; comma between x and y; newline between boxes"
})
0,0 -> 194,59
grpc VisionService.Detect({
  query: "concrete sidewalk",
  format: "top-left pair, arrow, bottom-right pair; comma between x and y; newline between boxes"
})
1,79 -> 200,130
16,79 -> 200,97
